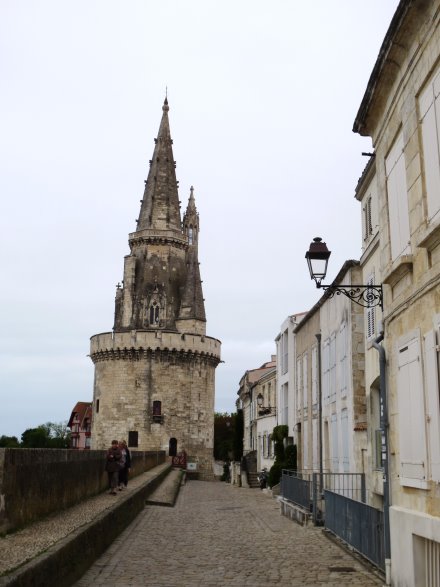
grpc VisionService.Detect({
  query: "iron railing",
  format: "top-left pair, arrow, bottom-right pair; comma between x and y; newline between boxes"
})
281,469 -> 384,569
325,490 -> 385,571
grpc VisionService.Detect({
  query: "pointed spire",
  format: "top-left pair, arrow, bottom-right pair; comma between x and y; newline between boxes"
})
178,247 -> 206,323
183,186 -> 199,246
136,98 -> 181,232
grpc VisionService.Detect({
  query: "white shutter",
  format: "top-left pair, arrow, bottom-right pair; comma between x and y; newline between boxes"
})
424,329 -> 440,481
331,413 -> 339,472
366,274 -> 376,340
330,333 -> 336,402
303,353 -> 308,409
341,409 -> 349,473
398,335 -> 428,486
420,70 -> 440,223
296,357 -> 302,412
312,346 -> 318,405
386,133 -> 411,261
312,418 -> 318,470
339,322 -> 348,397
323,338 -> 330,404
303,420 -> 309,470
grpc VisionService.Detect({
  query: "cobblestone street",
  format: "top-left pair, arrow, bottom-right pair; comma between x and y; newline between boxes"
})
75,481 -> 384,586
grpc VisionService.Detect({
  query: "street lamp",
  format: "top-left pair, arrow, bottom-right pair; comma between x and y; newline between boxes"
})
305,237 -> 383,310
305,236 -> 390,569
256,393 -> 275,415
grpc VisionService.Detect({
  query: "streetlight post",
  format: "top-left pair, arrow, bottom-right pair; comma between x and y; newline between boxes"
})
305,236 -> 390,575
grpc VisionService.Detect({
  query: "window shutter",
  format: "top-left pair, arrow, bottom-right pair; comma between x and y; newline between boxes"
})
303,420 -> 309,469
366,274 -> 376,340
312,346 -> 318,405
341,409 -> 349,473
312,418 -> 318,470
330,334 -> 336,402
303,353 -> 308,409
424,329 -> 440,482
420,70 -> 440,222
398,336 -> 427,485
296,357 -> 302,412
386,133 -> 411,260
331,413 -> 339,471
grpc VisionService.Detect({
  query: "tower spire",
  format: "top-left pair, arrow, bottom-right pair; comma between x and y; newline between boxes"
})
179,187 -> 206,325
136,98 -> 180,232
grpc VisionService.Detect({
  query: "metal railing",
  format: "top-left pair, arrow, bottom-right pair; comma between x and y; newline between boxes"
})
281,469 -> 384,569
281,470 -> 366,521
325,490 -> 385,571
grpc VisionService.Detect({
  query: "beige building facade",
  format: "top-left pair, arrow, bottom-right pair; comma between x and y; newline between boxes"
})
90,99 -> 221,479
353,1 -> 440,583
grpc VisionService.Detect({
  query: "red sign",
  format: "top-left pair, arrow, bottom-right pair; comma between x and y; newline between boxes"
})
172,451 -> 187,468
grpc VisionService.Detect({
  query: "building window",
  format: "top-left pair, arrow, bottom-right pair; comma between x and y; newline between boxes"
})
385,131 -> 411,261
149,302 -> 160,325
96,399 -> 100,413
397,333 -> 428,487
424,324 -> 440,482
282,330 -> 288,374
188,226 -> 193,244
311,345 -> 318,406
363,196 -> 373,241
152,400 -> 163,423
419,67 -> 440,223
329,333 -> 336,403
128,431 -> 138,448
366,274 -> 377,340
339,322 -> 348,396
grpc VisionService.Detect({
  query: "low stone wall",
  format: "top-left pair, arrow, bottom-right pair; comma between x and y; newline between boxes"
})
0,448 -> 165,535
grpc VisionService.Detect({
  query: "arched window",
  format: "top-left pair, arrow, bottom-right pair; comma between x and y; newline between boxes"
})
188,227 -> 193,244
149,301 -> 160,325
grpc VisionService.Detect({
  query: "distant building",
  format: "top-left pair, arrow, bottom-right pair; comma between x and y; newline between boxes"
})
89,99 -> 221,479
68,402 -> 92,449
237,355 -> 276,467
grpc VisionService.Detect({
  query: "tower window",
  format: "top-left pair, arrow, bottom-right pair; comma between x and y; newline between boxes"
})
128,431 -> 138,447
152,400 -> 163,423
96,399 -> 100,413
188,227 -> 193,244
149,302 -> 160,324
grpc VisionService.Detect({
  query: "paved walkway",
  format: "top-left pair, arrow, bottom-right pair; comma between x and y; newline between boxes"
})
75,481 -> 384,587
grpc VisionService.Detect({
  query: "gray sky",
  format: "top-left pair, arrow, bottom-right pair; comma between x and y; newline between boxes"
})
1,1 -> 399,438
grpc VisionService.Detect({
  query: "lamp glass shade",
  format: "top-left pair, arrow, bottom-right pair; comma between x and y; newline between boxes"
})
305,237 -> 331,284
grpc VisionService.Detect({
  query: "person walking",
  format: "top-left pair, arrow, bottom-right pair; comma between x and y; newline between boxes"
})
118,439 -> 131,490
105,440 -> 122,495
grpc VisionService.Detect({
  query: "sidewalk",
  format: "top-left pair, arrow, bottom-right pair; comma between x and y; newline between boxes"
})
0,462 -> 172,587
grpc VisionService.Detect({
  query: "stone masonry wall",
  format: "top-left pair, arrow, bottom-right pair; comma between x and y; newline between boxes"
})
0,448 -> 165,535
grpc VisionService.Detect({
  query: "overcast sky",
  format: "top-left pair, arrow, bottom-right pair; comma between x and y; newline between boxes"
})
0,1 -> 400,438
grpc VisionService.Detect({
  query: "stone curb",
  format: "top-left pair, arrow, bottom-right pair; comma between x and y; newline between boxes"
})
145,468 -> 184,507
0,463 -> 172,587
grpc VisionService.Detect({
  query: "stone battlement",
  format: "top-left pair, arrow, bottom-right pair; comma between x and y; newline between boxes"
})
90,330 -> 221,363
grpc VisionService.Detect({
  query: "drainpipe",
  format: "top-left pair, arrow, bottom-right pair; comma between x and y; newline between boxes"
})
316,333 -> 323,492
372,332 -> 391,585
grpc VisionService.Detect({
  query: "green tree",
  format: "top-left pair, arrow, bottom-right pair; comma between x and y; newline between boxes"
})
21,421 -> 70,448
214,413 -> 233,460
268,425 -> 290,488
0,435 -> 20,448
232,409 -> 243,461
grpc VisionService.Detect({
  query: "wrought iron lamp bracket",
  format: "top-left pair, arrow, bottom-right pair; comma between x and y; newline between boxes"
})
318,284 -> 383,310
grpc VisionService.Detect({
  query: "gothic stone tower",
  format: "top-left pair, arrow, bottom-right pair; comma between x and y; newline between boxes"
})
90,99 -> 221,478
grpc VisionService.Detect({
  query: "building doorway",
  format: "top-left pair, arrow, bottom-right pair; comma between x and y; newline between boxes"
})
169,437 -> 177,457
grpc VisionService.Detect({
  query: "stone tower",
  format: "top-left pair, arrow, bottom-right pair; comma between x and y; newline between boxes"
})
90,98 -> 221,478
